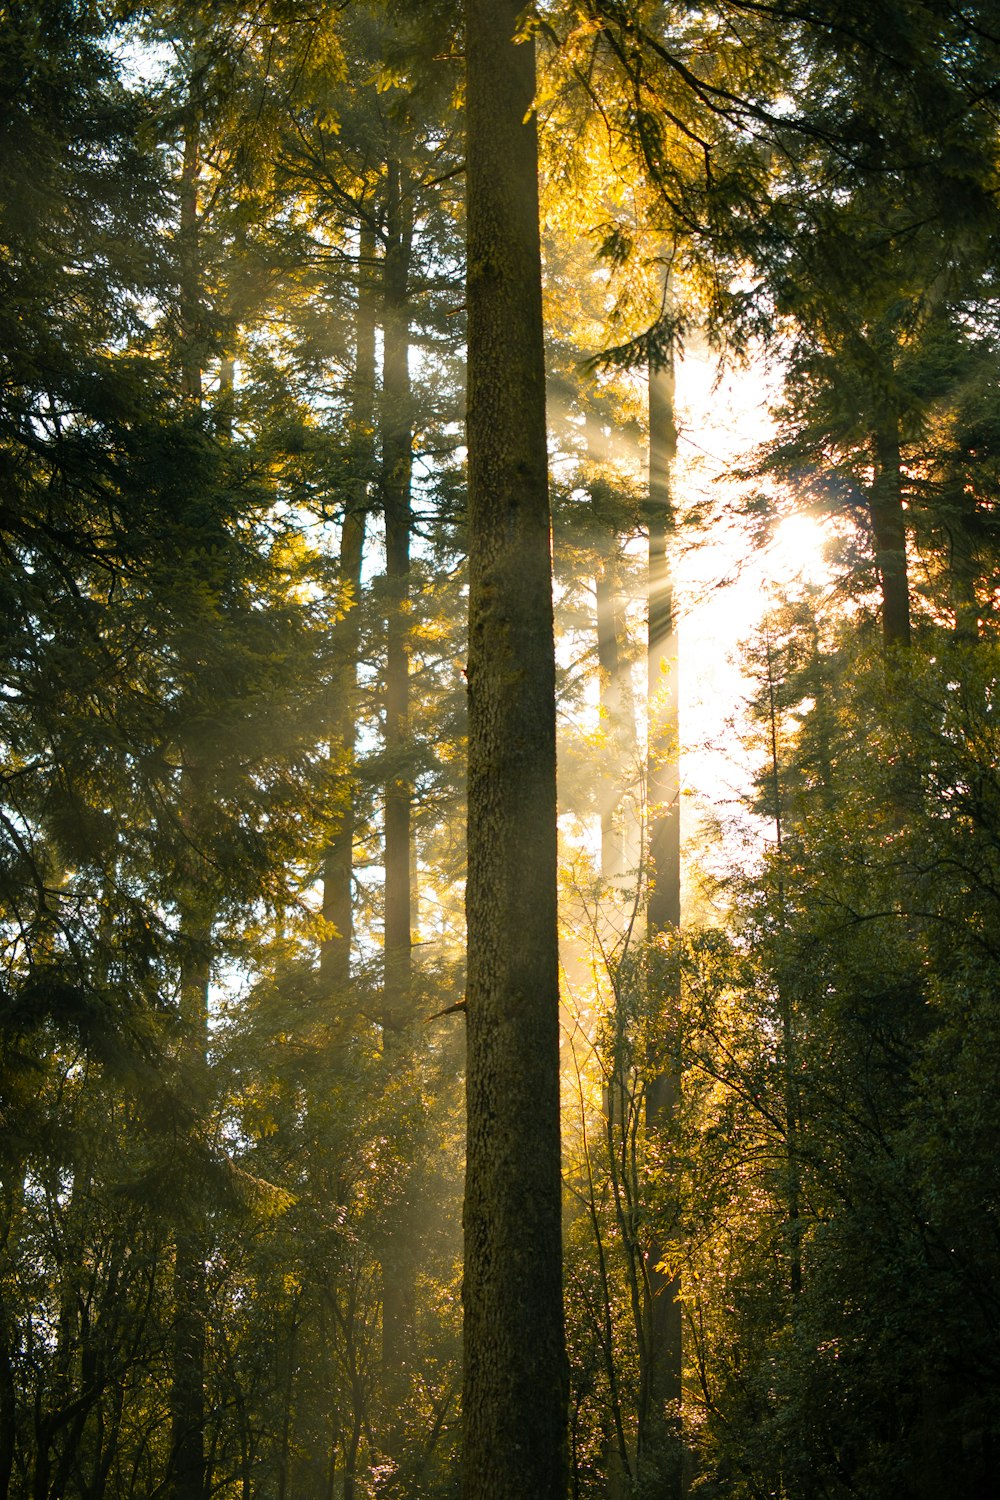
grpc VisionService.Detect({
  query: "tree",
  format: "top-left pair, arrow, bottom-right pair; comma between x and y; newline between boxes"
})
641,334 -> 684,1494
462,2 -> 568,1496
675,583 -> 1000,1498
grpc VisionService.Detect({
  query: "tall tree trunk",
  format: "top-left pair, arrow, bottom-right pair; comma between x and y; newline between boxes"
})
169,97 -> 209,1500
216,354 -> 235,439
276,1297 -> 299,1500
0,1309 -> 14,1500
321,225 -> 376,991
596,560 -> 623,876
590,410 -> 638,883
948,492 -> 981,644
463,6 -> 567,1499
641,349 -> 683,1491
178,104 -> 202,406
381,161 -> 414,1036
760,618 -> 802,1299
595,551 -> 637,882
378,170 -> 417,1455
168,899 -> 210,1500
0,1167 -> 24,1500
870,421 -> 911,647
589,411 -> 624,880
647,356 -> 680,939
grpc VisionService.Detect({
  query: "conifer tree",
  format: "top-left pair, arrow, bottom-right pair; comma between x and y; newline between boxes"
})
462,2 -> 567,1495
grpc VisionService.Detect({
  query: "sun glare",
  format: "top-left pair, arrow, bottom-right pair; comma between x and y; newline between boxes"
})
669,345 -> 839,844
769,512 -> 831,589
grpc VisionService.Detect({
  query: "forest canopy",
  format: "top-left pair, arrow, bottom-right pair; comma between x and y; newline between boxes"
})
0,1 -> 998,1498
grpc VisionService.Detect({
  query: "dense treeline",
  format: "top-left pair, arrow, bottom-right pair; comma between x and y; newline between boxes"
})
0,1 -> 998,1498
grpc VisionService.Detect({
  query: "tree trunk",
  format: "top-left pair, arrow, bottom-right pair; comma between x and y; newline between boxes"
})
168,910 -> 210,1500
169,97 -> 213,1489
321,224 -> 376,991
178,104 -> 202,406
0,1317 -> 13,1500
596,551 -> 638,882
0,1172 -> 23,1500
381,159 -> 414,1035
596,560 -> 624,876
760,618 -> 802,1299
168,1237 -> 206,1500
870,422 -> 911,647
641,350 -> 683,1492
948,497 -> 981,644
588,409 -> 638,882
378,167 -> 418,1456
276,1298 -> 299,1500
462,4 -> 567,1498
647,356 -> 680,941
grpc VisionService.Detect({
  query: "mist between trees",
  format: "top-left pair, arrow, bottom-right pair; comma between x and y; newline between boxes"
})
0,2 -> 998,1498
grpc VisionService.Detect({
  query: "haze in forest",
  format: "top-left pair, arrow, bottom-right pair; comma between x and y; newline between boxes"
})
0,3 -> 997,1500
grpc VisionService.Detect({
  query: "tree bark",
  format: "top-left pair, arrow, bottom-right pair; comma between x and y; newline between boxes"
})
377,167 -> 418,1455
647,357 -> 680,940
948,494 -> 981,643
169,1216 -> 208,1500
381,160 -> 414,1036
870,422 -> 911,647
596,560 -> 625,877
168,88 -> 223,1486
760,618 -> 803,1298
168,90 -> 210,1500
168,858 -> 211,1500
0,1169 -> 23,1500
178,103 -> 202,406
642,351 -> 683,1492
321,225 -> 376,992
588,409 -> 637,882
462,4 -> 568,1497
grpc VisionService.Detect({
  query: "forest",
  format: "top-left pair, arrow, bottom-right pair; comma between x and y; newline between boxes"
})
1,0 -> 998,1497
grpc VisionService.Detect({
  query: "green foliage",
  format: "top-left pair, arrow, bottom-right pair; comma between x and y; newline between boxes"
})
2,1 -> 999,1497
683,617 -> 1000,1498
